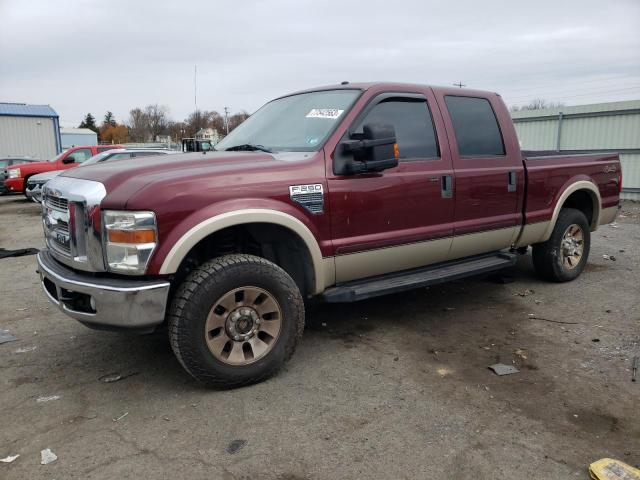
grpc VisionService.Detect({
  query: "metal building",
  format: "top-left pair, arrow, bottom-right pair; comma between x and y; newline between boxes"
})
60,127 -> 97,149
0,102 -> 61,160
512,100 -> 640,200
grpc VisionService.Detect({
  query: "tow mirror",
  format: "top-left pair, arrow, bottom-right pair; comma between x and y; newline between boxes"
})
338,123 -> 398,175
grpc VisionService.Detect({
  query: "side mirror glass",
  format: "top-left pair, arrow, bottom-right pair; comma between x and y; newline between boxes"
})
62,156 -> 74,164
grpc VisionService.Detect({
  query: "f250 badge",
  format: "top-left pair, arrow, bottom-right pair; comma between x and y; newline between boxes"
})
603,165 -> 617,173
289,184 -> 324,215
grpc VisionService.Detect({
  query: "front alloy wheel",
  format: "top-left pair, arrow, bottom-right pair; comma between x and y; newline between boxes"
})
168,254 -> 304,388
205,286 -> 282,365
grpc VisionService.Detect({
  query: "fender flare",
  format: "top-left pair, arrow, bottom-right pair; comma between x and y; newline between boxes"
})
159,209 -> 330,294
540,180 -> 601,242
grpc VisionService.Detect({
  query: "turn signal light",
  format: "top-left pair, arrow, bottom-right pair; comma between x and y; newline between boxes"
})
393,143 -> 399,159
107,229 -> 156,244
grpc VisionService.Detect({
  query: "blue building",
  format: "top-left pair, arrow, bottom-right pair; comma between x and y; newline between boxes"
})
0,102 -> 61,160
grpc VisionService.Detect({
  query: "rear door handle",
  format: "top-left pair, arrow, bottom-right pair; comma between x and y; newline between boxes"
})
441,175 -> 453,198
508,171 -> 517,192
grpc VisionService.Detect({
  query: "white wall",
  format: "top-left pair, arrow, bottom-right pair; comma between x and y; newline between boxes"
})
0,116 -> 58,159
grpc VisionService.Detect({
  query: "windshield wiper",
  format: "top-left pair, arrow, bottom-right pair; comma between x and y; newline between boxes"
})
225,143 -> 273,153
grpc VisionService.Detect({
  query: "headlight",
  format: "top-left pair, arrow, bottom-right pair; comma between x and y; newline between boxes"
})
103,210 -> 157,274
8,168 -> 20,178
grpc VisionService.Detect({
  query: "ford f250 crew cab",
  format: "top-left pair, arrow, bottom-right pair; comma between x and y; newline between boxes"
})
37,82 -> 621,388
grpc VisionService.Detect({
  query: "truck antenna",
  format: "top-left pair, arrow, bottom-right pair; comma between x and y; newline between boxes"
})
453,81 -> 466,88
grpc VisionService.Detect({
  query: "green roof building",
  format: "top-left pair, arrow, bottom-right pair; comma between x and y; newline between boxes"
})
512,100 -> 640,200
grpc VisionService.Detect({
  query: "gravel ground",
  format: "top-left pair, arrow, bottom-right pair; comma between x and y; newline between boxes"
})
0,196 -> 638,479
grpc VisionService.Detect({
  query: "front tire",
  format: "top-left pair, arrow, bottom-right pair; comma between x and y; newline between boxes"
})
168,254 -> 304,388
532,208 -> 590,282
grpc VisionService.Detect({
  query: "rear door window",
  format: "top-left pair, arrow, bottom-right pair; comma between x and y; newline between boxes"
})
444,96 -> 505,157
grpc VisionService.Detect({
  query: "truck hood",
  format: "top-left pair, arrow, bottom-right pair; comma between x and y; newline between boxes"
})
30,170 -> 64,182
60,150 -> 316,209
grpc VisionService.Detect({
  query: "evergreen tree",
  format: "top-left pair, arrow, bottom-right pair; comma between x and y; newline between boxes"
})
79,113 -> 99,134
103,111 -> 116,127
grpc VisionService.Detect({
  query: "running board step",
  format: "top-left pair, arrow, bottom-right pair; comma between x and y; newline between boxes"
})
322,252 -> 517,303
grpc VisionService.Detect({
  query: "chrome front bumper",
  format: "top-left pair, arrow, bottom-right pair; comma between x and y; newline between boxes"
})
37,249 -> 170,332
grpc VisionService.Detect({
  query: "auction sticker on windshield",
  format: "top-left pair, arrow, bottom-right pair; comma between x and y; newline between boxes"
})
306,108 -> 344,119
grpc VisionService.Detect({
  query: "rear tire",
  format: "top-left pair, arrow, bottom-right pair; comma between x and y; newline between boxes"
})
532,208 -> 590,282
168,254 -> 305,389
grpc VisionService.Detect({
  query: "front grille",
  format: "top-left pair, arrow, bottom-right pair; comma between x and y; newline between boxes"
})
45,194 -> 68,212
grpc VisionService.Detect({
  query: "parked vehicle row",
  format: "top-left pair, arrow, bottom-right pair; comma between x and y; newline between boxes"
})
36,82 -> 621,389
3,144 -> 122,195
0,157 -> 40,194
25,148 -> 178,202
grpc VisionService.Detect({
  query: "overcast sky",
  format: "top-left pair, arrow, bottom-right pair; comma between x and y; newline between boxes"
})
1,0 -> 638,127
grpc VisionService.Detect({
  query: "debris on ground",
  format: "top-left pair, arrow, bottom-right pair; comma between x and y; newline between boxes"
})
592,338 -> 601,343
15,346 -> 37,353
40,448 -> 57,465
514,289 -> 534,297
98,372 -> 139,383
632,356 -> 639,382
0,247 -> 39,259
527,313 -> 579,325
534,299 -> 542,305
36,395 -> 61,403
602,254 -> 617,261
488,363 -> 520,376
588,457 -> 640,480
514,348 -> 528,361
113,412 -> 129,422
0,454 -> 19,463
0,330 -> 18,345
437,367 -> 453,377
226,439 -> 247,454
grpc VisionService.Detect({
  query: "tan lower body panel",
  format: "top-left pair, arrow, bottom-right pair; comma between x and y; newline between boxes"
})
333,226 -> 519,284
334,237 -> 452,283
515,221 -> 550,247
599,206 -> 618,226
448,226 -> 519,259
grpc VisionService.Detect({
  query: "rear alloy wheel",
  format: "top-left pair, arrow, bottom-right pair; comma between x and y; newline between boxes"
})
168,254 -> 304,388
532,208 -> 591,282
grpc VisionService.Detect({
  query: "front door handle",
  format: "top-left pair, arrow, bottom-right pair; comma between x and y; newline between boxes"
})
508,171 -> 517,192
441,175 -> 453,198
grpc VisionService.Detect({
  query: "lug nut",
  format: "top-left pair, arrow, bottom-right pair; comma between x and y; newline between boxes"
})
234,335 -> 240,341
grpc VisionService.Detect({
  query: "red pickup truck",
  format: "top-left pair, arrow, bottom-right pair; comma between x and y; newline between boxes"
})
36,82 -> 621,388
4,144 -> 121,194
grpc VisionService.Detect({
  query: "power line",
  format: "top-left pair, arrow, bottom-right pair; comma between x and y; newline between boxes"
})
506,86 -> 640,103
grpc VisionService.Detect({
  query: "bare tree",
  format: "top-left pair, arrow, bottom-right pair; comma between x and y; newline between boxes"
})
228,111 -> 250,131
145,104 -> 169,140
510,98 -> 565,112
128,107 -> 148,142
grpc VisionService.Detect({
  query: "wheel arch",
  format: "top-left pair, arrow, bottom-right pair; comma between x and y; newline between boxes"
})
541,180 -> 601,242
159,209 -> 330,295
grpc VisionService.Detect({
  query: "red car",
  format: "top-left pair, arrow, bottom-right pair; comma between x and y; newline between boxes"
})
37,82 -> 621,388
4,144 -> 122,194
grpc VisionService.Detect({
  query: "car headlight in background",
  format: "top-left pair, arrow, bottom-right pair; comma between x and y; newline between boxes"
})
103,210 -> 157,274
8,168 -> 21,178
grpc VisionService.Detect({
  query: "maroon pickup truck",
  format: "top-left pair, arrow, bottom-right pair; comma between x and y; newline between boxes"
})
37,82 -> 621,388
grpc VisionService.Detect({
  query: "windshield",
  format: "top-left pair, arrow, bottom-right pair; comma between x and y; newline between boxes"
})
79,151 -> 115,167
49,149 -> 71,162
215,89 -> 361,152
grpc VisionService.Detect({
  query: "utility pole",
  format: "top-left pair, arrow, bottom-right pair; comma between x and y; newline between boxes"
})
224,107 -> 230,135
194,65 -> 198,113
453,81 -> 466,88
